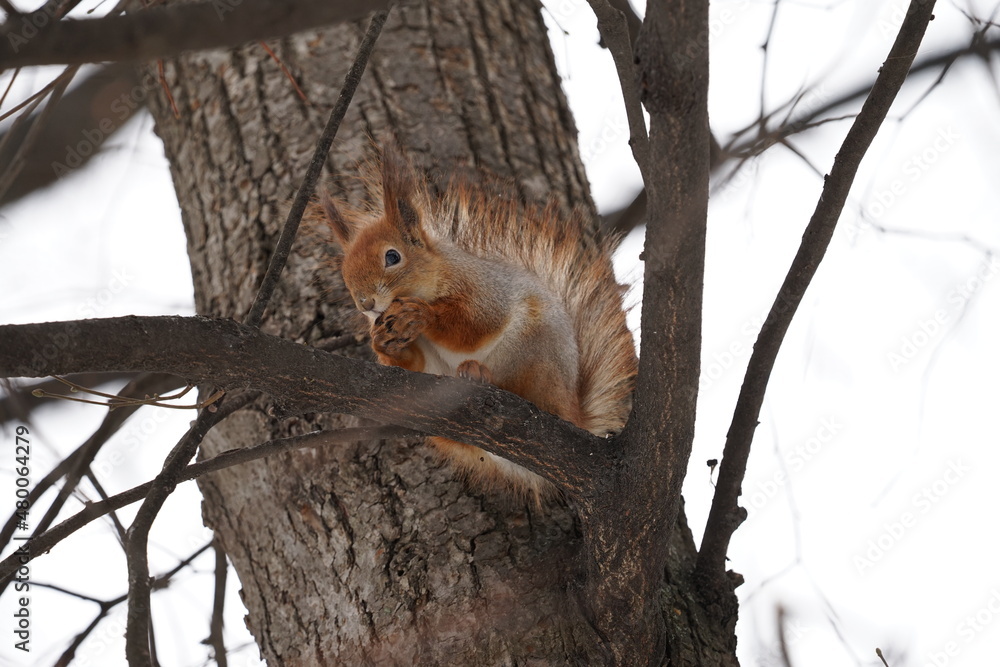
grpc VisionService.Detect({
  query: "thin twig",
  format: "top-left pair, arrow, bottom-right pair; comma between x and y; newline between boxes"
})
758,0 -> 782,121
0,426 -> 415,583
602,35 -> 1000,239
0,67 -> 19,109
33,376 -> 224,410
245,8 -> 389,325
0,63 -> 143,205
37,375 -> 193,403
206,539 -> 229,667
85,469 -> 129,544
695,0 -> 938,588
585,0 -> 649,177
156,59 -> 180,118
722,33 -> 1000,162
51,542 -> 211,666
0,65 -> 93,122
0,373 -> 141,423
0,70 -> 68,163
31,580 -> 107,604
0,374 -> 183,563
259,40 -> 309,103
777,606 -> 795,667
0,65 -> 77,202
55,607 -> 108,667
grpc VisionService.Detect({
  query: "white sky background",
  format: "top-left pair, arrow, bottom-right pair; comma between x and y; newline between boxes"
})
1,0 -> 999,665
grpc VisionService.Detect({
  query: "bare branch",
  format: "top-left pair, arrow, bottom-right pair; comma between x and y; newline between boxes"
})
0,65 -> 75,202
0,67 -> 77,205
695,0 -> 938,589
14,375 -> 181,540
723,34 -> 1000,163
0,374 -> 184,561
124,392 -> 225,665
0,426 -> 414,583
586,0 -> 649,176
597,0 -> 640,50
0,63 -> 142,206
0,68 -> 66,122
0,0 -> 392,68
600,186 -> 645,237
119,385 -> 258,665
602,35 -> 1000,239
777,606 -> 795,667
0,372 -> 139,423
758,0 -> 783,119
206,539 -> 229,667
84,466 -> 129,545
51,542 -> 212,666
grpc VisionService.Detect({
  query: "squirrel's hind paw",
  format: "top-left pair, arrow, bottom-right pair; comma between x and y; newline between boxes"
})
457,359 -> 494,384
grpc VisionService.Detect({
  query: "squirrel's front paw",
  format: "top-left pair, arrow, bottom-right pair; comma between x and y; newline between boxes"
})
372,298 -> 428,355
457,359 -> 494,384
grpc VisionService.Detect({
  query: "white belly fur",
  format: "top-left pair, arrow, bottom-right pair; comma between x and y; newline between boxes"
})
416,334 -> 501,377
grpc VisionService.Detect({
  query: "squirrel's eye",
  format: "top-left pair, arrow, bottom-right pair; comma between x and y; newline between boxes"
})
384,249 -> 401,267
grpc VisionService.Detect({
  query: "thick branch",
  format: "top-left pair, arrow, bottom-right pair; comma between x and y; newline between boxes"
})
695,0 -> 938,588
0,315 -> 606,493
0,0 -> 390,67
575,0 -> 711,662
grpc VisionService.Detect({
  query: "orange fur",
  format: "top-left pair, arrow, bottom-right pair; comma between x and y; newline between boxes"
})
312,144 -> 637,502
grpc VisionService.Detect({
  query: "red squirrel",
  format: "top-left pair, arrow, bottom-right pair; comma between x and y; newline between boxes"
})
315,146 -> 637,500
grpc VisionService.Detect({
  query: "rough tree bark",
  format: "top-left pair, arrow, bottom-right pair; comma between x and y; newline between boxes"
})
142,1 -> 736,664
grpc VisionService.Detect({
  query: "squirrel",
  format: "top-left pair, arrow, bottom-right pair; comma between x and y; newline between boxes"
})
314,145 -> 637,501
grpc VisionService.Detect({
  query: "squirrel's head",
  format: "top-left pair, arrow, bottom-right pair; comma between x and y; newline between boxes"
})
324,146 -> 439,321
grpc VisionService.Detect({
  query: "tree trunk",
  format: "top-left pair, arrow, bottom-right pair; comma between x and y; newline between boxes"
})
144,1 -> 738,663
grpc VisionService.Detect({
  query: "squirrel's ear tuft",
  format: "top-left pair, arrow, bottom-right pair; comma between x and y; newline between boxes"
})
380,142 -> 416,203
396,197 -> 423,246
380,143 -> 424,245
320,192 -> 353,246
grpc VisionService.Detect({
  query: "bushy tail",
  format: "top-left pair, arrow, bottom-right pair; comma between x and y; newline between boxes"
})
430,178 -> 638,436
